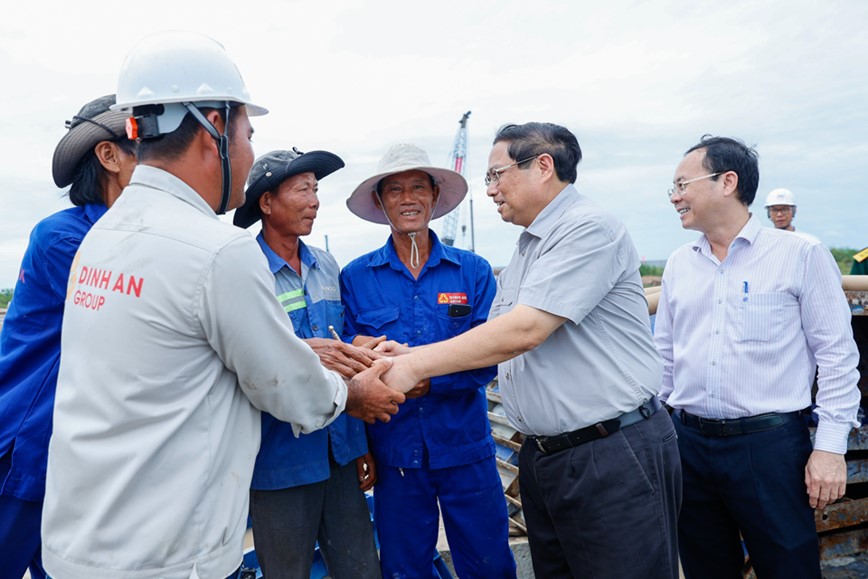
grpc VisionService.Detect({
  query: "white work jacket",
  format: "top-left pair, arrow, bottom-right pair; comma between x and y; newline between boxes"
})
42,165 -> 346,579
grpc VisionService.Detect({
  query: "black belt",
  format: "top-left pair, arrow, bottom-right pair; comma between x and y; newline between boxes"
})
677,408 -> 808,437
529,396 -> 662,454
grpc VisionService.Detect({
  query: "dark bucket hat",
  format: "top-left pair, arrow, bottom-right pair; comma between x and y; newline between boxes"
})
233,148 -> 345,228
52,94 -> 129,188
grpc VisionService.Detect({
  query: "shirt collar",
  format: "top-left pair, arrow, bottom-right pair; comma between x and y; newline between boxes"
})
693,213 -> 762,255
368,229 -> 459,270
524,183 -> 578,239
256,232 -> 317,275
129,165 -> 219,218
83,202 -> 109,224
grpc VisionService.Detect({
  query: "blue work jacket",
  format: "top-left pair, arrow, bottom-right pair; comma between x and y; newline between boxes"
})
250,234 -> 367,490
340,231 -> 497,470
0,203 -> 107,501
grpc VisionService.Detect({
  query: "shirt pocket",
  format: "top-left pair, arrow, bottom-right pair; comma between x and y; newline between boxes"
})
435,305 -> 473,337
355,305 -> 401,336
489,289 -> 517,319
738,292 -> 797,342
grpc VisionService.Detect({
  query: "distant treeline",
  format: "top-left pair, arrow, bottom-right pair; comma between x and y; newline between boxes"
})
643,248 -> 858,278
0,247 -> 862,309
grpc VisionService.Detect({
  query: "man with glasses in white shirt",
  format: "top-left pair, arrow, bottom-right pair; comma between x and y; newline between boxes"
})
656,135 -> 861,579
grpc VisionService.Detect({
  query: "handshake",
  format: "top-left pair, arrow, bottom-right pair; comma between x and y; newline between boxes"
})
306,336 -> 427,424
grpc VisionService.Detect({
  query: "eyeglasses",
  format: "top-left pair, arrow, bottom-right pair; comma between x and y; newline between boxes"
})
484,154 -> 541,187
767,206 -> 793,215
667,173 -> 722,199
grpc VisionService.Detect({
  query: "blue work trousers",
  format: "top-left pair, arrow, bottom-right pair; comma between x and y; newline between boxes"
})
375,457 -> 516,579
0,450 -> 46,579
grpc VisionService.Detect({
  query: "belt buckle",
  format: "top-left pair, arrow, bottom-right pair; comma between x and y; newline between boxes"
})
711,419 -> 731,437
534,436 -> 549,453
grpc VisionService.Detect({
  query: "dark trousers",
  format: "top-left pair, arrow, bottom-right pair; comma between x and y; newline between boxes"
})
674,413 -> 821,579
0,450 -> 46,579
519,409 -> 682,579
0,494 -> 46,579
249,459 -> 380,579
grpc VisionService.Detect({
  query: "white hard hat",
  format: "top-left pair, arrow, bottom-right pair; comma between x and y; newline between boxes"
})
764,188 -> 795,207
112,30 -> 267,135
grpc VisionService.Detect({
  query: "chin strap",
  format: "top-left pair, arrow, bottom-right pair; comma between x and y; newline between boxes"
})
407,232 -> 421,269
184,102 -> 232,215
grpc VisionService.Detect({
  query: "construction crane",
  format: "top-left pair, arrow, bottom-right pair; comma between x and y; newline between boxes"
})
440,111 -> 475,251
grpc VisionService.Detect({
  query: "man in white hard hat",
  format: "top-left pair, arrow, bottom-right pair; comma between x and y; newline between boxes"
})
763,187 -> 821,244
0,94 -> 136,579
41,32 -> 404,579
378,125 -> 680,579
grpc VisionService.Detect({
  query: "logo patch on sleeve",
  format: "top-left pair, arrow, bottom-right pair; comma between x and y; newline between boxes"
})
437,292 -> 468,304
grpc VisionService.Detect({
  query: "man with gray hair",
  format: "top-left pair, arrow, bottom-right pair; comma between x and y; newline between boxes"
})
379,124 -> 681,579
0,93 -> 136,579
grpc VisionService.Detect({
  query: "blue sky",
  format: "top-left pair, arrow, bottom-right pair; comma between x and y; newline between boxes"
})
1,0 -> 866,288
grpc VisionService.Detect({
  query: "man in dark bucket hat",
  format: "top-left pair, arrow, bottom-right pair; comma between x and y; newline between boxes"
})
0,94 -> 136,579
235,148 -> 381,579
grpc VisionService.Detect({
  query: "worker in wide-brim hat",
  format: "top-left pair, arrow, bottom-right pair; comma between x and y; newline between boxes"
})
234,148 -> 382,579
340,143 -> 517,578
0,93 -> 136,579
346,143 -> 468,272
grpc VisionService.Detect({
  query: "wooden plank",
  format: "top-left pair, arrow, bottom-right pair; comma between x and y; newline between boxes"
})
488,411 -> 512,427
492,433 -> 522,453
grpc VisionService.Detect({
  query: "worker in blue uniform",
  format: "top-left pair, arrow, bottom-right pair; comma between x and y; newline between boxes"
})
233,148 -> 381,579
0,94 -> 136,579
341,143 -> 516,578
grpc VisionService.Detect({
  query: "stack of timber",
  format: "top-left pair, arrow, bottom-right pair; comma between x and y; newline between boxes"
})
813,278 -> 868,576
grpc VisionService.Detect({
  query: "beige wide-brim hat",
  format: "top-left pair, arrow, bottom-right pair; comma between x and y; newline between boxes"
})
346,143 -> 468,225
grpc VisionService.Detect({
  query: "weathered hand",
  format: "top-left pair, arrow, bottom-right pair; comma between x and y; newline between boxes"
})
345,358 -> 406,424
805,449 -> 847,509
355,452 -> 377,491
373,340 -> 412,356
404,378 -> 431,399
305,338 -> 383,379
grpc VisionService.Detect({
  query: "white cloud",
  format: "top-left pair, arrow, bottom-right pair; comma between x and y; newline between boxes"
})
1,0 -> 867,287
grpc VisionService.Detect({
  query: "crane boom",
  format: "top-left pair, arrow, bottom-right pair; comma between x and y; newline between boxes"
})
441,111 -> 471,247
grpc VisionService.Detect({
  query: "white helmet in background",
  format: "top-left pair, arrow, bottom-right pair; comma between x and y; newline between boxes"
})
764,188 -> 795,207
112,30 -> 268,214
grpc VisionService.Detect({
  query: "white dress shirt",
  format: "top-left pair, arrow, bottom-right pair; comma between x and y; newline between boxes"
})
655,215 -> 860,454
